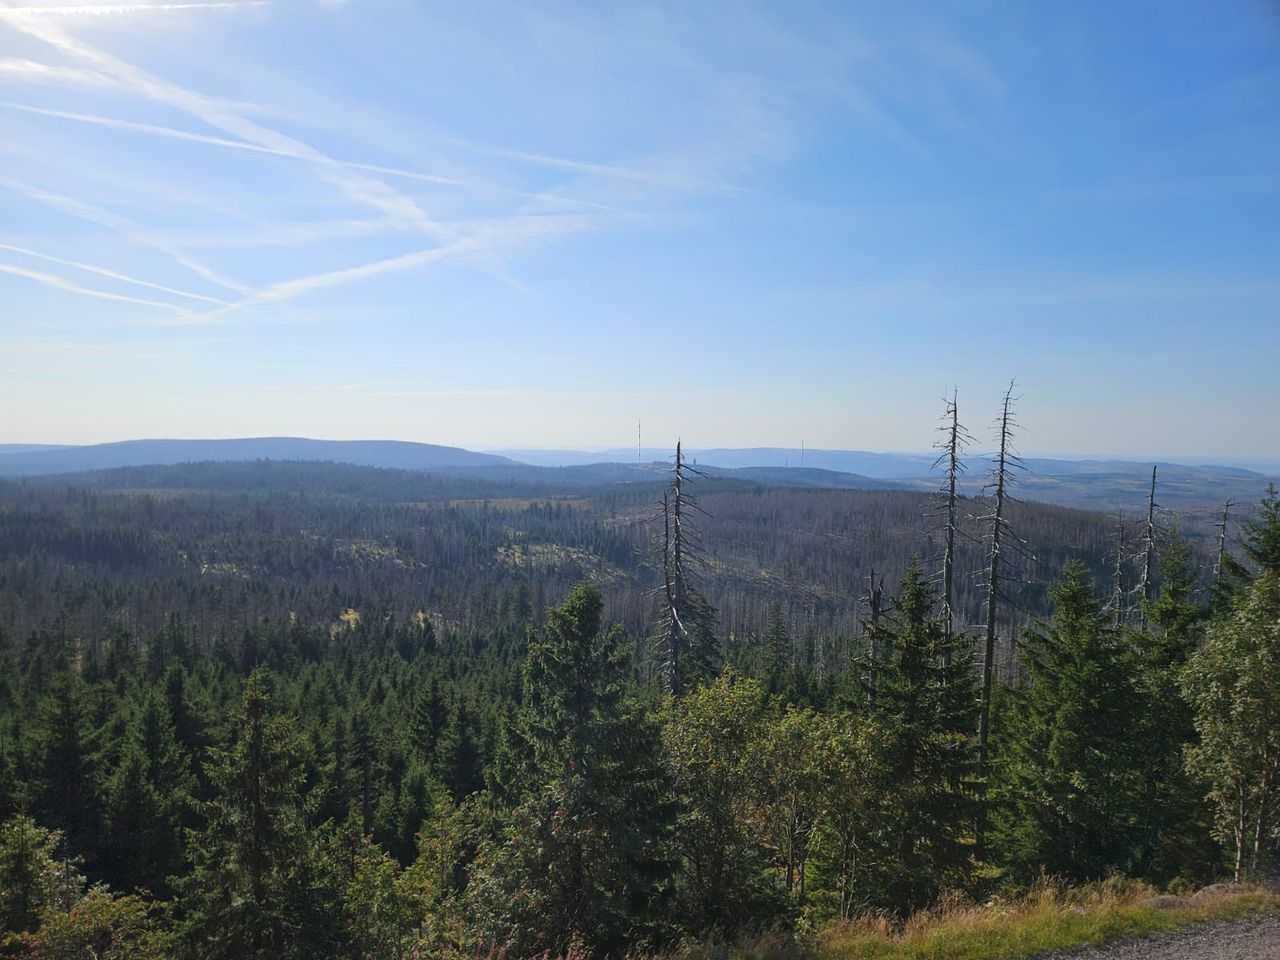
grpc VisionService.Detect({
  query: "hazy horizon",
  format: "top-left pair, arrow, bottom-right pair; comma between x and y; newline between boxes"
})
3,433 -> 1279,473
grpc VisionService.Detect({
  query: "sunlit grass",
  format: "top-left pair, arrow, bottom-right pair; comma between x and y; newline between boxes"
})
813,881 -> 1279,960
665,881 -> 1279,960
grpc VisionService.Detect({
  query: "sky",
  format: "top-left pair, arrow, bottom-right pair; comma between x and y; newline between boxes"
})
1,1 -> 1278,458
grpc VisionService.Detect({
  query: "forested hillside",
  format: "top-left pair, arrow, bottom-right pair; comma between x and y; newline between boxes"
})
0,459 -> 1218,652
0,461 -> 1277,958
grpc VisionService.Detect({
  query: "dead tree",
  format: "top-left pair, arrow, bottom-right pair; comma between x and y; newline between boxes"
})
1108,515 -> 1128,629
655,441 -> 710,695
1213,499 -> 1236,588
932,389 -> 974,645
976,380 -> 1029,852
1136,466 -> 1159,631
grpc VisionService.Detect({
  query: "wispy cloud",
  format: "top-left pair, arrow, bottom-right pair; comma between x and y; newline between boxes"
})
0,242 -> 227,303
0,13 -> 460,243
0,261 -> 189,312
0,11 -> 609,304
0,176 -> 254,293
0,57 -> 115,89
0,101 -> 469,187
163,212 -> 601,325
0,57 -> 278,116
450,137 -> 738,192
0,101 -> 639,218
153,218 -> 406,248
2,2 -> 266,16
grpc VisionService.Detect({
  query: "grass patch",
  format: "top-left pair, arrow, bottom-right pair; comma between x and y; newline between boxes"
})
813,881 -> 1279,960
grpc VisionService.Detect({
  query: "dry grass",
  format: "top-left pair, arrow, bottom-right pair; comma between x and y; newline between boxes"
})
812,879 -> 1279,960
664,880 -> 1280,960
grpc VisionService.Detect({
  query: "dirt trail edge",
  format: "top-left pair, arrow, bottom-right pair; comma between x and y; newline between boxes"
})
1032,913 -> 1280,960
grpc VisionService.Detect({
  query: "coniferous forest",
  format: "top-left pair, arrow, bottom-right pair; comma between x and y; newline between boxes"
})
0,432 -> 1279,958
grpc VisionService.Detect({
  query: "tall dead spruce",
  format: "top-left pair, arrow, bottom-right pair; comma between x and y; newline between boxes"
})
932,389 -> 974,644
1213,498 -> 1236,589
1107,515 -> 1129,628
655,441 -> 709,695
977,381 -> 1030,848
1136,465 -> 1159,631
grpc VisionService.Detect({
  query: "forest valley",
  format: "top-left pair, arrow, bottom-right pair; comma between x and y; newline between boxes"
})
0,402 -> 1278,958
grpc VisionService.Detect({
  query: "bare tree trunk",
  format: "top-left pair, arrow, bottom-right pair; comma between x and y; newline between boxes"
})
933,390 -> 971,647
977,380 -> 1020,855
1138,465 -> 1158,632
661,489 -> 676,691
1252,765 -> 1272,879
1213,499 -> 1235,588
658,441 -> 708,695
1110,516 -> 1127,628
1235,782 -> 1246,882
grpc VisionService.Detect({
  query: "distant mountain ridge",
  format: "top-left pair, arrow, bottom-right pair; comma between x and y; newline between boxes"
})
491,446 -> 1280,477
1,438 -> 1274,514
0,437 -> 515,476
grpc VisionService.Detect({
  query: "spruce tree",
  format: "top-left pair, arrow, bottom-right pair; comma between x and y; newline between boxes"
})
864,559 -> 977,911
1131,534 -> 1214,879
1214,484 -> 1280,610
101,692 -> 192,894
991,561 -> 1144,881
1241,484 -> 1280,576
470,583 -> 673,957
763,600 -> 793,691
31,672 -> 100,866
176,668 -> 330,959
0,814 -> 79,935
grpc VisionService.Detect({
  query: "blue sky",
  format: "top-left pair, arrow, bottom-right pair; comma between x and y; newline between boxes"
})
1,1 -> 1277,457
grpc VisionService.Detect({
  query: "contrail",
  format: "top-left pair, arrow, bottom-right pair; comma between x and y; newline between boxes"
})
0,261 -> 188,312
0,57 -> 115,89
0,101 -> 637,215
0,176 -> 254,294
450,138 -> 740,193
0,242 -> 227,304
165,213 -> 600,325
0,12 -> 454,242
1,3 -> 267,16
0,57 -> 279,115
0,101 -> 468,187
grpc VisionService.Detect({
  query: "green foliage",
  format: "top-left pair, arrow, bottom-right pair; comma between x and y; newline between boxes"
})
30,673 -> 100,865
469,583 -> 675,957
662,673 -> 787,932
0,815 -> 81,936
0,465 -> 1265,958
807,715 -> 888,921
1182,572 -> 1280,880
861,560 -> 978,911
992,561 -> 1145,881
174,668 -> 331,960
25,887 -> 168,960
402,792 -> 480,952
320,821 -> 419,960
1241,484 -> 1280,576
1130,535 -> 1216,881
757,706 -> 835,900
101,691 -> 193,895
764,602 -> 793,690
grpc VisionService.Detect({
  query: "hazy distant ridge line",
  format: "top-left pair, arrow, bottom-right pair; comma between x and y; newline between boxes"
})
0,437 -> 516,475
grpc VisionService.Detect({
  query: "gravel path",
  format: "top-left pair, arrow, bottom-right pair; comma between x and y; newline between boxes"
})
1032,913 -> 1280,959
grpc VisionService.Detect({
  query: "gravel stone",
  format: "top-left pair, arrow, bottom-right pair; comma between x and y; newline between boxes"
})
1031,913 -> 1280,959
